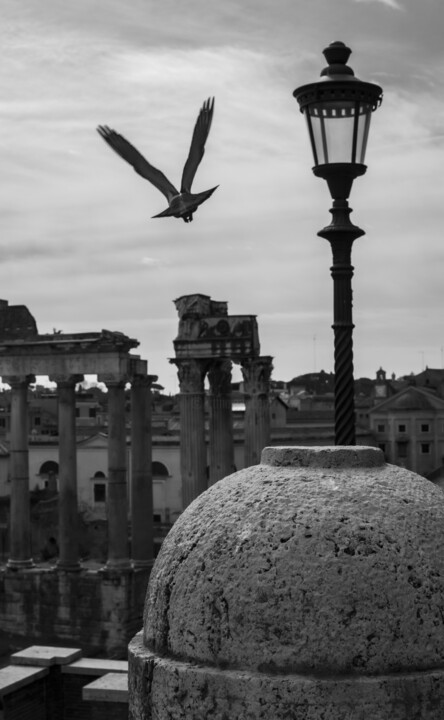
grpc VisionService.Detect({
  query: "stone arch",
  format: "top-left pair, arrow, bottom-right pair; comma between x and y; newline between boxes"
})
91,470 -> 107,504
38,460 -> 59,492
39,460 -> 59,476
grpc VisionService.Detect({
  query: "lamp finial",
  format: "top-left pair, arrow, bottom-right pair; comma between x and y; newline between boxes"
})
321,41 -> 354,78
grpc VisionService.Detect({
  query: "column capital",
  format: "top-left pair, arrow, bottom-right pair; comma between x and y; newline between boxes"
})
241,356 -> 274,396
171,358 -> 207,394
208,359 -> 232,396
50,374 -> 84,388
131,373 -> 158,390
98,374 -> 128,389
2,374 -> 35,389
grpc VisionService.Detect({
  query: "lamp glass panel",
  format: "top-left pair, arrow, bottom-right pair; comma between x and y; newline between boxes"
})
356,103 -> 373,163
305,100 -> 373,165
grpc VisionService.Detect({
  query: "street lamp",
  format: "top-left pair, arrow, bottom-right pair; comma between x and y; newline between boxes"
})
293,41 -> 383,445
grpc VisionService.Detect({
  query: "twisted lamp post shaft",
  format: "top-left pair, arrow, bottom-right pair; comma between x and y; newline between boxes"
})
318,199 -> 364,445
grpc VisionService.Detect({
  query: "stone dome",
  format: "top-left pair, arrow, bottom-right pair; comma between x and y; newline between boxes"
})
144,446 -> 444,677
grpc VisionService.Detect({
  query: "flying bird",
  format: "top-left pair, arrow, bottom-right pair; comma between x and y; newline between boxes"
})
97,97 -> 217,223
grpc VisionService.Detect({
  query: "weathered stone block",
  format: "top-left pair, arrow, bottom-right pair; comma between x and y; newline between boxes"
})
130,446 -> 444,718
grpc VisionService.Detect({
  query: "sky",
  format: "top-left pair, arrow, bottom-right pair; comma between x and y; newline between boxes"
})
2,0 -> 444,393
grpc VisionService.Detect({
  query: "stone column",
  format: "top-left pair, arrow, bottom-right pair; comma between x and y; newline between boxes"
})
241,356 -> 273,467
6,375 -> 35,569
130,373 -> 157,568
172,358 -> 207,510
52,374 -> 83,571
208,360 -> 234,485
101,376 -> 130,569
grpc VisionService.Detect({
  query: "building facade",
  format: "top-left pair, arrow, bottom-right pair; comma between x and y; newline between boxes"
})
369,386 -> 444,477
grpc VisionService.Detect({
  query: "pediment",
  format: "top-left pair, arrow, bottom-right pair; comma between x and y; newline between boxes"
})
77,432 -> 108,448
372,386 -> 444,413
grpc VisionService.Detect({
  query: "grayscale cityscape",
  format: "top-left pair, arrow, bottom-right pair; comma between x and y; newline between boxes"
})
1,1 -> 444,718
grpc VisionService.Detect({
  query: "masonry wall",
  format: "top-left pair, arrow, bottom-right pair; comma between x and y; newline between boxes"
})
0,566 -> 150,658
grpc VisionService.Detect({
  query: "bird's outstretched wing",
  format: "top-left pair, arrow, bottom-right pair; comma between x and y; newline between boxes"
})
96,125 -> 179,201
180,97 -> 214,193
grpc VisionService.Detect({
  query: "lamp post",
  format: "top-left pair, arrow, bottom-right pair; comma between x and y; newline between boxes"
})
293,41 -> 383,445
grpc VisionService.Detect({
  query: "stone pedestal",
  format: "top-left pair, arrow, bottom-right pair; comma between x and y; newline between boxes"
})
208,360 -> 234,484
129,446 -> 444,719
241,356 -> 273,467
173,359 -> 207,509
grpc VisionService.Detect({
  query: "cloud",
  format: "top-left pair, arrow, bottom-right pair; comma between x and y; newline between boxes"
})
2,0 -> 444,393
141,257 -> 162,266
351,0 -> 403,8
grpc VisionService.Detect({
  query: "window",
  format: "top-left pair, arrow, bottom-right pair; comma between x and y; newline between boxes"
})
398,424 -> 406,433
94,483 -> 106,503
0,418 -> 6,428
39,460 -> 59,476
397,442 -> 408,459
378,443 -> 386,453
377,424 -> 385,433
152,461 -> 169,478
34,416 -> 41,427
153,513 -> 162,522
89,407 -> 97,418
421,443 -> 430,455
421,423 -> 430,433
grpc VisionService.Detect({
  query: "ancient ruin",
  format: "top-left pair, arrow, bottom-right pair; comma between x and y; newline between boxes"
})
0,300 -> 155,655
171,293 -> 273,507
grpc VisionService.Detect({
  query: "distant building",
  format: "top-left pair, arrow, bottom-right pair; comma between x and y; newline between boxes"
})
369,385 -> 444,477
